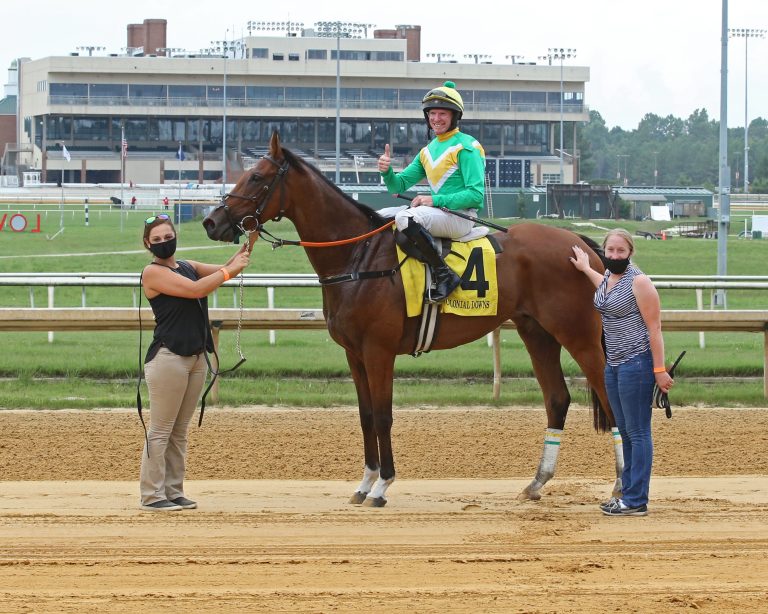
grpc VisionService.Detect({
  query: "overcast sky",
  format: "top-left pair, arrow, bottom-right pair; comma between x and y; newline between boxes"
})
3,0 -> 766,130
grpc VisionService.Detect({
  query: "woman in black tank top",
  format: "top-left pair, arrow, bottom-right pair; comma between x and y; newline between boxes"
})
138,214 -> 251,512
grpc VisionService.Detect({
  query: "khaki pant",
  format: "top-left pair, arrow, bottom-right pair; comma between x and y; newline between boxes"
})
140,348 -> 206,505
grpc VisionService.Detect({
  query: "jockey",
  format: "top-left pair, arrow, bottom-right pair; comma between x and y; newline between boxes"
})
378,80 -> 486,303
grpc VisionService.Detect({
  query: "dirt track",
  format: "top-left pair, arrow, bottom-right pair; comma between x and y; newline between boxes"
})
1,406 -> 767,613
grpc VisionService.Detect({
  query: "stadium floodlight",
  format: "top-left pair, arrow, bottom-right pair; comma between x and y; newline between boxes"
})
76,45 -> 105,56
505,54 -> 524,64
314,21 -> 375,184
426,52 -> 454,63
247,20 -> 305,36
728,28 -> 766,194
155,47 -> 184,57
539,47 -> 577,183
463,54 -> 491,64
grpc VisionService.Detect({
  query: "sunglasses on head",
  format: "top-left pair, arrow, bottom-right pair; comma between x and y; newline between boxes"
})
145,214 -> 171,225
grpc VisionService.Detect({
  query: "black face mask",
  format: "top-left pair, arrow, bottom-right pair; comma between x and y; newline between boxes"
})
605,257 -> 630,274
148,237 -> 177,259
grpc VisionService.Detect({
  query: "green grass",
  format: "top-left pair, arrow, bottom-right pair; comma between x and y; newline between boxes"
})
1,206 -> 766,408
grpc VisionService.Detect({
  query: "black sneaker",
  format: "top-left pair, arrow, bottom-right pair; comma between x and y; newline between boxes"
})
170,496 -> 198,510
599,496 -> 619,513
140,499 -> 183,512
601,499 -> 648,517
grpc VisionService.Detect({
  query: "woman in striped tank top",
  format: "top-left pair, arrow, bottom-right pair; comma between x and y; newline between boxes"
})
570,229 -> 674,517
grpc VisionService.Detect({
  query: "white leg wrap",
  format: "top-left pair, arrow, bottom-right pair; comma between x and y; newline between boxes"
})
355,466 -> 379,495
526,428 -> 563,494
367,476 -> 395,501
611,427 -> 624,495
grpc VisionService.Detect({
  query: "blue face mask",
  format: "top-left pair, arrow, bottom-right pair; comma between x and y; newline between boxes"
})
605,257 -> 630,274
148,237 -> 177,259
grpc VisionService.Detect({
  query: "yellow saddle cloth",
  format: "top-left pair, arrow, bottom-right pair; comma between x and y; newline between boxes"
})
397,237 -> 499,318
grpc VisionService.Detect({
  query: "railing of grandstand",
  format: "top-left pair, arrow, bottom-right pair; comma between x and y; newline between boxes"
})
50,94 -> 587,115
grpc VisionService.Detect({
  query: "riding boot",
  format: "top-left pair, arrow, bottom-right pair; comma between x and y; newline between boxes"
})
402,221 -> 461,303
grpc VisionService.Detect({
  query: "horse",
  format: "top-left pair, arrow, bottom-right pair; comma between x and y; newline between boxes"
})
203,132 -> 622,507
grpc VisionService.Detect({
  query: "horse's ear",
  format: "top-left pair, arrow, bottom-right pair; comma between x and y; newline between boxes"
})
269,131 -> 282,157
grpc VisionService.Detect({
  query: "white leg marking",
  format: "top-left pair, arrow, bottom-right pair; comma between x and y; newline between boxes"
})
355,465 -> 379,495
524,428 -> 563,496
367,476 -> 395,501
611,426 -> 624,495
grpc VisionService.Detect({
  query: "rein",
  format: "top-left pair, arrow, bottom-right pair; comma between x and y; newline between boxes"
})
258,219 -> 395,250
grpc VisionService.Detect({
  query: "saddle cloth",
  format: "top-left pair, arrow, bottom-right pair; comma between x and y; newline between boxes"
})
397,236 -> 499,318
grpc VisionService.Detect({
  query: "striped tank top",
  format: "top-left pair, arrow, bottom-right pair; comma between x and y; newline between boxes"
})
594,265 -> 650,366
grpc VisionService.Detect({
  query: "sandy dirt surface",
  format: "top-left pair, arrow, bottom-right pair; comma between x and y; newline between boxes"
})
1,406 -> 767,613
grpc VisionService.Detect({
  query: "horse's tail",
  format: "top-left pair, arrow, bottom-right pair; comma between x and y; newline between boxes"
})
576,233 -> 612,432
590,324 -> 612,432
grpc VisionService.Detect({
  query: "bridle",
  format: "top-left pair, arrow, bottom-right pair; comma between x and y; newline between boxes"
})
211,154 -> 290,242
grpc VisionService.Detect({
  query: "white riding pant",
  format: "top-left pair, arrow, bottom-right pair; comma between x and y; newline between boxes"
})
378,205 -> 476,239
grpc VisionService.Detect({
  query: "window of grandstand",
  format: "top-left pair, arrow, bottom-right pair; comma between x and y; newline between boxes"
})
361,88 -> 397,109
46,116 -> 72,140
250,48 -> 268,59
299,120 -> 315,142
50,82 -> 87,103
168,84 -> 205,103
239,119 -> 257,140
286,87 -> 322,107
306,49 -> 327,60
246,86 -> 282,105
73,117 -> 109,140
208,85 -> 245,100
129,84 -> 167,102
289,53 -> 300,61
272,53 -> 284,61
123,118 -> 148,142
475,90 -> 510,111
510,91 -> 546,112
322,87 -> 361,107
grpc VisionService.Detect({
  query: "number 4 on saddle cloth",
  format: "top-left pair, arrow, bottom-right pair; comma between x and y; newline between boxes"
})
395,234 -> 502,318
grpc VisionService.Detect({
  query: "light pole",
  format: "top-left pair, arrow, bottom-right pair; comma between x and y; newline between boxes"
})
617,154 -> 629,186
76,45 -> 105,56
505,54 -> 524,64
314,21 -> 375,184
540,48 -> 576,183
715,0 -> 730,308
653,151 -> 658,188
728,27 -> 765,194
211,33 -> 237,195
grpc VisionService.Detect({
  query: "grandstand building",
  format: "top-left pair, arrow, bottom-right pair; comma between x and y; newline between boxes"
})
8,19 -> 589,188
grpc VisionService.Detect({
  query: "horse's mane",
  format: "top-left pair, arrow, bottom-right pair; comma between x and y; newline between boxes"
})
281,147 -> 387,226
576,233 -> 607,266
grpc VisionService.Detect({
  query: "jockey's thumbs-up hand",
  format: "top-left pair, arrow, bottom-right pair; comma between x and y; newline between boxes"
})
378,143 -> 391,173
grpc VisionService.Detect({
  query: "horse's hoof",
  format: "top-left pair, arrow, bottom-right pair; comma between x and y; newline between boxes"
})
517,488 -> 541,502
362,496 -> 387,508
348,491 -> 367,505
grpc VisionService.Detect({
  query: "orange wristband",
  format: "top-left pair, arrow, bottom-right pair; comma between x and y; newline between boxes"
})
653,366 -> 666,374
220,267 -> 231,281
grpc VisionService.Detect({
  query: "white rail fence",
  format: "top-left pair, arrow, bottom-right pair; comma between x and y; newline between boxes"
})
1,274 -> 767,399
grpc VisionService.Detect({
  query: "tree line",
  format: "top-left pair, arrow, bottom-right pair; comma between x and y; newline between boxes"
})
575,109 -> 768,193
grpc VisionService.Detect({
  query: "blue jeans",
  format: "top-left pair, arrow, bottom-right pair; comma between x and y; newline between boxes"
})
604,349 -> 654,507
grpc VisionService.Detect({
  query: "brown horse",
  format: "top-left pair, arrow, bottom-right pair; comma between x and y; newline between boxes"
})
203,133 -> 622,507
